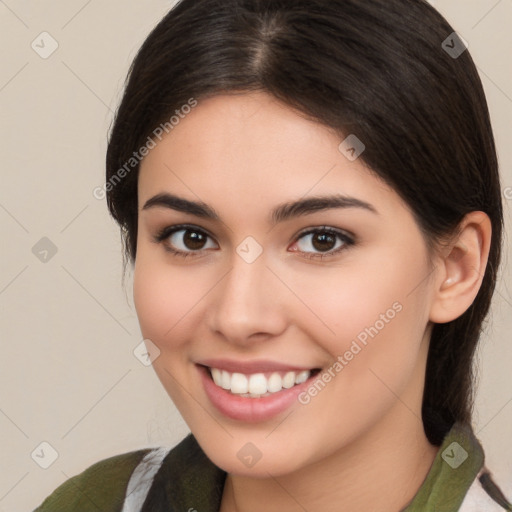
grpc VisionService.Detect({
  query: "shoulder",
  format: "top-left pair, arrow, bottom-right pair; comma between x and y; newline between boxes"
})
33,447 -> 157,512
459,468 -> 512,512
33,435 -> 226,512
405,422 -> 511,511
139,434 -> 227,511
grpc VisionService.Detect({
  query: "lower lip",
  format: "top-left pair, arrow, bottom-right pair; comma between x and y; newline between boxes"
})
198,365 -> 317,422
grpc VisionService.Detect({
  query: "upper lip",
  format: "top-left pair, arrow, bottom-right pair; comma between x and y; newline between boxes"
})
197,358 -> 317,374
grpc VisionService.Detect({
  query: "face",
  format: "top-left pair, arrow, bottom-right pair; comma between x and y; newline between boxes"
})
134,92 -> 438,477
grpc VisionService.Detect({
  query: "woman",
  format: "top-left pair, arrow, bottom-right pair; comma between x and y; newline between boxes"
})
35,0 -> 511,510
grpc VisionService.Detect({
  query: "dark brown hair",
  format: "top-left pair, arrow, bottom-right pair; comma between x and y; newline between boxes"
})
106,0 -> 503,444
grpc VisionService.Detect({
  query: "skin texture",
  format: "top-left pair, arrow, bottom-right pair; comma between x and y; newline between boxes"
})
133,92 -> 491,511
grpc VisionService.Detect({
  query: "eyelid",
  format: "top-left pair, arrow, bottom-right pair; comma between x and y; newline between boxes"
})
289,226 -> 355,259
154,223 -> 217,244
154,223 -> 355,259
294,225 -> 355,241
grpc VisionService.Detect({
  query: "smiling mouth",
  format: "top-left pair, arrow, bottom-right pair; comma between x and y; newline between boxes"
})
202,365 -> 322,398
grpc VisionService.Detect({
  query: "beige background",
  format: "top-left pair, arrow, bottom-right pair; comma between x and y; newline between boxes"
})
0,1 -> 511,510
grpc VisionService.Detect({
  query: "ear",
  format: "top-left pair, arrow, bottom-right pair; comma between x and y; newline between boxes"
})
429,211 -> 492,324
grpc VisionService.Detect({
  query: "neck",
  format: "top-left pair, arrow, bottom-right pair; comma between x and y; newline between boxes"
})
220,342 -> 439,512
222,414 -> 438,512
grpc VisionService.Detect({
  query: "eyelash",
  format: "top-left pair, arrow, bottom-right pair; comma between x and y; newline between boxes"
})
153,224 -> 355,260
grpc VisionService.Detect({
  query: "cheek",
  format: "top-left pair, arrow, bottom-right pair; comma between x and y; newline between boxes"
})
303,255 -> 425,333
287,257 -> 431,444
299,247 -> 432,378
133,250 -> 208,347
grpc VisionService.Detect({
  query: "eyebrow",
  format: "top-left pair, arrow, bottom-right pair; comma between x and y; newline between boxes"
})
142,192 -> 378,224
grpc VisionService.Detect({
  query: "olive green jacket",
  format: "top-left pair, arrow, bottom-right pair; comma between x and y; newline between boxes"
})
34,422 -> 511,511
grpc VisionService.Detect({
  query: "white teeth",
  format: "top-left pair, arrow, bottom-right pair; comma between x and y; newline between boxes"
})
209,367 -> 313,397
221,370 -> 231,390
248,373 -> 267,395
230,373 -> 248,394
267,372 -> 283,393
211,368 -> 222,387
282,371 -> 296,389
295,370 -> 310,385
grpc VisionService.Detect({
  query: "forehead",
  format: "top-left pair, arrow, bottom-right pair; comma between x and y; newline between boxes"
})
137,92 -> 407,223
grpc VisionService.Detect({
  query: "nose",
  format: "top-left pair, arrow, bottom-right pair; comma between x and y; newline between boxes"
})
205,252 -> 288,346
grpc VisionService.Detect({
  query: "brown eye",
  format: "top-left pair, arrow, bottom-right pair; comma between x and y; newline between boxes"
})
182,230 -> 208,250
163,227 -> 218,253
293,228 -> 354,258
311,232 -> 337,252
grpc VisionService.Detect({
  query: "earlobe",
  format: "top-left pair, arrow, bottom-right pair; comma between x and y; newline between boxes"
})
429,211 -> 492,324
